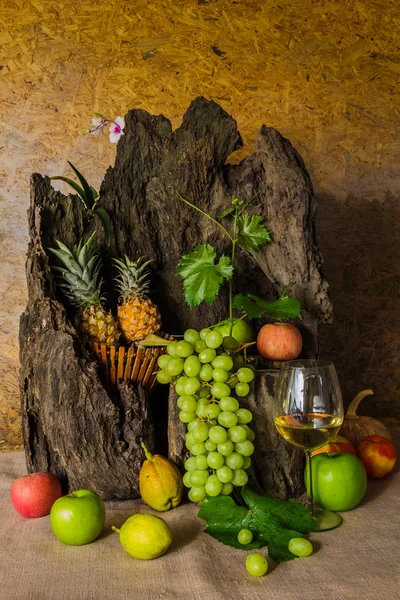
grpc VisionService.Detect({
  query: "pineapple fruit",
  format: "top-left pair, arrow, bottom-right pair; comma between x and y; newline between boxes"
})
113,256 -> 161,342
49,233 -> 120,346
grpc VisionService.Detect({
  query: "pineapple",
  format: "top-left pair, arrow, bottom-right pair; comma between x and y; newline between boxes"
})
49,233 -> 120,346
113,255 -> 161,342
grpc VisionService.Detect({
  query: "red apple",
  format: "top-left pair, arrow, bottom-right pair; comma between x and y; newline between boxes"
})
256,322 -> 302,361
10,472 -> 62,518
356,435 -> 397,479
312,435 -> 357,457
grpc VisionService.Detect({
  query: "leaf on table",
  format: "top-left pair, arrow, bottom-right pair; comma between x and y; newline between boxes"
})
177,244 -> 233,308
237,213 -> 271,251
198,487 -> 317,562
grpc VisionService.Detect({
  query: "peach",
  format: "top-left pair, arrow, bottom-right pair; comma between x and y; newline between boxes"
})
312,435 -> 357,456
356,435 -> 397,479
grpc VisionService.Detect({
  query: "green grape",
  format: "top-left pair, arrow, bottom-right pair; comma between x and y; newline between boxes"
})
175,340 -> 194,358
184,355 -> 201,377
205,439 -> 217,452
182,471 -> 193,488
184,457 -> 197,472
234,440 -> 255,457
216,465 -> 233,483
242,456 -> 251,470
188,486 -> 206,502
245,553 -> 268,577
205,474 -> 223,497
209,425 -> 228,444
185,432 -> 196,448
222,335 -> 240,351
187,418 -> 201,432
165,358 -> 183,377
193,422 -> 210,443
207,452 -> 225,469
208,419 -> 217,427
190,470 -> 209,486
179,411 -> 197,424
233,354 -> 245,370
212,368 -> 229,383
220,482 -> 233,495
180,396 -> 197,412
231,469 -> 248,486
195,398 -> 208,418
219,397 -> 240,412
225,452 -> 244,470
199,386 -> 211,398
211,382 -> 230,399
157,354 -> 171,369
235,382 -> 250,397
199,364 -> 213,381
228,425 -> 247,443
237,367 -> 255,383
184,377 -> 201,395
236,408 -> 253,424
175,376 -> 189,395
218,411 -> 238,428
217,440 -> 234,456
199,328 -> 211,340
166,341 -> 179,357
198,348 -> 217,363
243,425 -> 255,441
203,403 -> 221,420
288,538 -> 313,557
212,355 -> 234,371
184,329 -> 200,345
195,455 -> 208,470
157,370 -> 171,384
205,330 -> 223,349
238,529 -> 253,545
195,339 -> 207,353
191,442 -> 207,455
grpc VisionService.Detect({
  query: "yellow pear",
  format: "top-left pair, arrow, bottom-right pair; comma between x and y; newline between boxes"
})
139,442 -> 183,511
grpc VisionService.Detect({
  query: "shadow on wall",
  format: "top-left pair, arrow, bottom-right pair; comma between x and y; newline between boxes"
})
317,192 -> 400,419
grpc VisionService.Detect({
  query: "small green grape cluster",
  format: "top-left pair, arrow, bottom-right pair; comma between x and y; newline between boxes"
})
157,327 -> 255,502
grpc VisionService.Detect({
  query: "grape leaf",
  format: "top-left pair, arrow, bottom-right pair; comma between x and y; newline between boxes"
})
198,487 -> 316,562
177,244 -> 233,308
233,289 -> 302,320
237,213 -> 271,251
218,206 -> 235,220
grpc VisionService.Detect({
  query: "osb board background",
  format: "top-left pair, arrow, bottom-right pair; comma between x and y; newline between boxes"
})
1,0 -> 399,450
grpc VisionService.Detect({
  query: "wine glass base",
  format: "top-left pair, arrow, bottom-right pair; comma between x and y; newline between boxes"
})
314,508 -> 343,531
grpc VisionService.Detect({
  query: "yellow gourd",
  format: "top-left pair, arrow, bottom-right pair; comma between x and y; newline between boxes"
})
139,442 -> 183,512
340,389 -> 392,447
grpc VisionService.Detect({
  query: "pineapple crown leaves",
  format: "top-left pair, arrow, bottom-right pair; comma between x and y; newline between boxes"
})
49,233 -> 105,308
177,244 -> 234,309
113,255 -> 153,301
50,162 -> 112,245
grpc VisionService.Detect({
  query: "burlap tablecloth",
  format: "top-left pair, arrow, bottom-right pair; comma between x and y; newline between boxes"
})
1,437 -> 399,600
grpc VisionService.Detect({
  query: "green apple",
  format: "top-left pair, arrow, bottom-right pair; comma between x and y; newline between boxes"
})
215,319 -> 254,345
305,452 -> 367,512
50,489 -> 105,545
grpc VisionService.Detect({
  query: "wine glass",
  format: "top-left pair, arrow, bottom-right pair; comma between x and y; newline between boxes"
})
273,359 -> 344,531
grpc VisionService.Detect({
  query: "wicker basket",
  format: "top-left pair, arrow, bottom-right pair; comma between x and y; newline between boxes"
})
92,332 -> 174,395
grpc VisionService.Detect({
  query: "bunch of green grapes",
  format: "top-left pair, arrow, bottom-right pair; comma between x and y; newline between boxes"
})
157,327 -> 255,502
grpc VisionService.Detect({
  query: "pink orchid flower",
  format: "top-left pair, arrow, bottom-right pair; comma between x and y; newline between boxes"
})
109,116 -> 125,143
90,115 -> 107,136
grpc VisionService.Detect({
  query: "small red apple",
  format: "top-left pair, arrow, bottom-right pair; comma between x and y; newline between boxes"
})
10,472 -> 62,518
356,435 -> 397,479
256,322 -> 302,361
312,435 -> 357,457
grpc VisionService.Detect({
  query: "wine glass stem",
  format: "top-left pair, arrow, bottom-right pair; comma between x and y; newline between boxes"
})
305,449 -> 315,515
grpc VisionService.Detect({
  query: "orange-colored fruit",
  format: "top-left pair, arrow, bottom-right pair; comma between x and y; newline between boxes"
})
312,435 -> 357,457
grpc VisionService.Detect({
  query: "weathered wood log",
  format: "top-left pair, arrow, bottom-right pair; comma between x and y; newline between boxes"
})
20,97 -> 331,500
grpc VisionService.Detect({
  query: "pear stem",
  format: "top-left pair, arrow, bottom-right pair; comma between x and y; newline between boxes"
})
141,441 -> 153,461
111,526 -> 120,534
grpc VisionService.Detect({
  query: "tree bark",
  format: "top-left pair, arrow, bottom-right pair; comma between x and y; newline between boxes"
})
20,97 -> 331,500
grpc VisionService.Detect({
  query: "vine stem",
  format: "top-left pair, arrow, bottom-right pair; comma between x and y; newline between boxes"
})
228,207 -> 238,334
177,194 -> 234,242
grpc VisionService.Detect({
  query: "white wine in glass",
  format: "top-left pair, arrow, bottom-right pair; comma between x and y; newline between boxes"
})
273,359 -> 344,531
